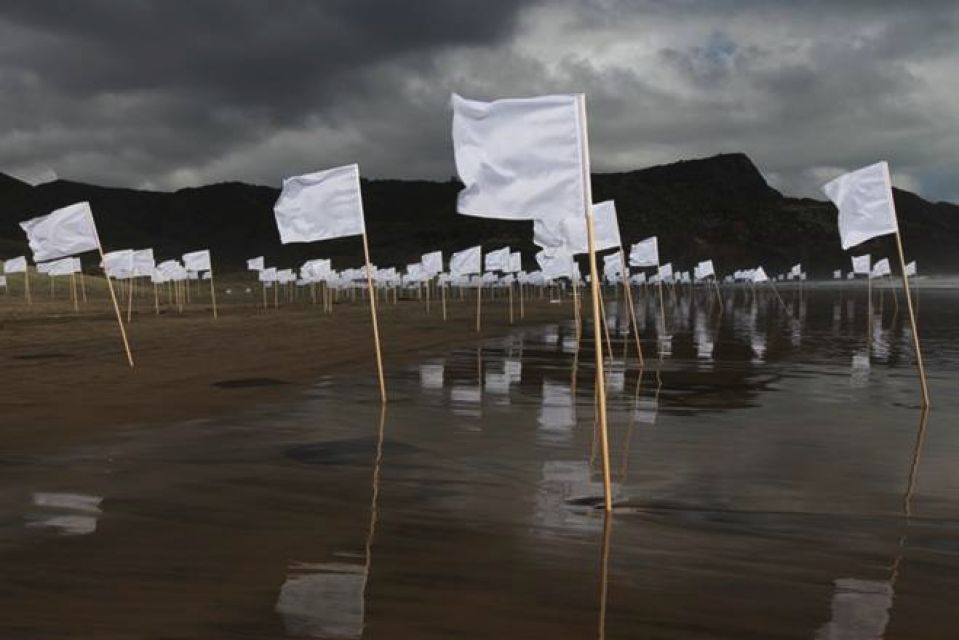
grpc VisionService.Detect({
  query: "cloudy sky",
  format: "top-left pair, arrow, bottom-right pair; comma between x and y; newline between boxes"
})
1,0 -> 957,200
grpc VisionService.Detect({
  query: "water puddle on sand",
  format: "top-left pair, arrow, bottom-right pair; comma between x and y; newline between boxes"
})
2,285 -> 959,638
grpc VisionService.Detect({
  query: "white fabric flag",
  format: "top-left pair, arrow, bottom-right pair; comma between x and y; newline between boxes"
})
133,249 -> 155,277
247,256 -> 265,271
259,267 -> 277,283
790,264 -> 802,277
45,257 -> 80,277
851,254 -> 871,275
449,246 -> 481,276
484,247 -> 511,272
753,267 -> 769,283
451,93 -> 585,222
3,256 -> 27,273
833,270 -> 842,279
421,251 -> 443,276
822,161 -> 899,250
182,250 -> 212,272
536,248 -> 575,280
629,236 -> 659,267
20,202 -> 99,262
658,262 -> 673,280
274,164 -> 365,244
871,258 -> 891,278
533,200 -> 620,254
101,249 -> 134,279
603,252 -> 624,279
698,260 -> 716,279
905,261 -> 917,277
508,251 -> 522,274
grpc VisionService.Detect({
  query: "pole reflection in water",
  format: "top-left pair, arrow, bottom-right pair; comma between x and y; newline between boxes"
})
275,406 -> 387,639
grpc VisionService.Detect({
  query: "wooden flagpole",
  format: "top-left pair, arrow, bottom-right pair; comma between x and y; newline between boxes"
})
475,279 -> 483,333
508,280 -> 514,325
361,232 -> 387,403
578,94 -> 613,513
209,269 -> 218,320
441,282 -> 448,321
519,280 -> 525,319
94,240 -> 135,367
80,270 -> 87,303
619,249 -> 643,367
24,266 -> 31,305
893,230 -> 930,408
70,273 -> 79,312
126,276 -> 135,322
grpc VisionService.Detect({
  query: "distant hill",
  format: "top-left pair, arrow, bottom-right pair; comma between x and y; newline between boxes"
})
2,153 -> 956,276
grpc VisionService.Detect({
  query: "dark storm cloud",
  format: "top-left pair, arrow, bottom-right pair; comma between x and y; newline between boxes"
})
1,0 -> 957,201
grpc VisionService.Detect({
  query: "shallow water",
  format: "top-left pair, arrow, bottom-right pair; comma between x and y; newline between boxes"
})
2,284 -> 958,638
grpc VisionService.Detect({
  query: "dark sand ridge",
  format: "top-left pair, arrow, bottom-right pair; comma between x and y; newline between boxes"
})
0,279 -> 577,448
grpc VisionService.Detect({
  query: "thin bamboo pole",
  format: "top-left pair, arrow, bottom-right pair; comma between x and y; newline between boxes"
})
893,230 -> 930,408
95,240 -> 134,367
361,232 -> 387,404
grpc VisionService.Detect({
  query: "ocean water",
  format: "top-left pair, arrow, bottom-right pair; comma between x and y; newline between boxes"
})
1,283 -> 957,638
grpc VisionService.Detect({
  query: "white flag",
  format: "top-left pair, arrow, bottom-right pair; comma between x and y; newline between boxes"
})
450,246 -> 481,276
484,247 -> 511,272
851,254 -> 871,275
871,258 -> 891,278
258,267 -> 277,283
274,164 -> 365,244
101,249 -> 134,279
44,257 -> 80,277
3,256 -> 27,274
629,236 -> 659,267
698,260 -> 716,279
905,261 -> 917,277
603,252 -> 624,280
833,270 -> 842,279
182,249 -> 212,272
536,248 -> 575,280
20,202 -> 99,262
508,251 -> 522,274
247,256 -> 265,271
658,262 -> 673,280
790,264 -> 802,276
451,93 -> 585,222
822,161 -> 899,250
421,251 -> 443,276
533,200 -> 621,255
133,249 -> 155,277
753,267 -> 769,283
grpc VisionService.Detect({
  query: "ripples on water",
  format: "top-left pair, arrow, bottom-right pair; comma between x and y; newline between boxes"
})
2,283 -> 958,638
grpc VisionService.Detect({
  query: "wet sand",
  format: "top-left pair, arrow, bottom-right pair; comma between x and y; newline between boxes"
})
2,282 -> 959,638
0,284 -> 572,446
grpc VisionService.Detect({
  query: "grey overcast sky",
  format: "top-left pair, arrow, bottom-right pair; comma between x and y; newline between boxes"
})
1,0 -> 957,201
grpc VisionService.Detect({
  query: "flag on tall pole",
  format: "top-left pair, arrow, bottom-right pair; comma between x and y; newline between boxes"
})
451,92 -> 613,511
274,164 -> 386,403
19,202 -> 133,366
823,161 -> 928,408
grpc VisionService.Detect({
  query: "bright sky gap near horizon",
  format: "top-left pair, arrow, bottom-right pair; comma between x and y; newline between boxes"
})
1,1 -> 957,202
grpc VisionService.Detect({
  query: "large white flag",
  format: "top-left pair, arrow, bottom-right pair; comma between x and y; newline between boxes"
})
274,164 -> 365,244
484,247 -> 511,272
3,256 -> 27,274
421,251 -> 443,276
851,254 -> 871,275
247,256 -> 265,271
183,249 -> 212,272
533,200 -> 621,255
629,236 -> 659,267
450,246 -> 481,276
822,161 -> 899,250
451,93 -> 585,222
20,202 -> 99,262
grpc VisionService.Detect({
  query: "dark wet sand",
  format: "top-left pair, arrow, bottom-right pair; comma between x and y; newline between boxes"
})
1,286 -> 572,447
1,284 -> 958,638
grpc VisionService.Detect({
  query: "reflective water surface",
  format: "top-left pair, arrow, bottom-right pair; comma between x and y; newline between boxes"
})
2,283 -> 959,638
